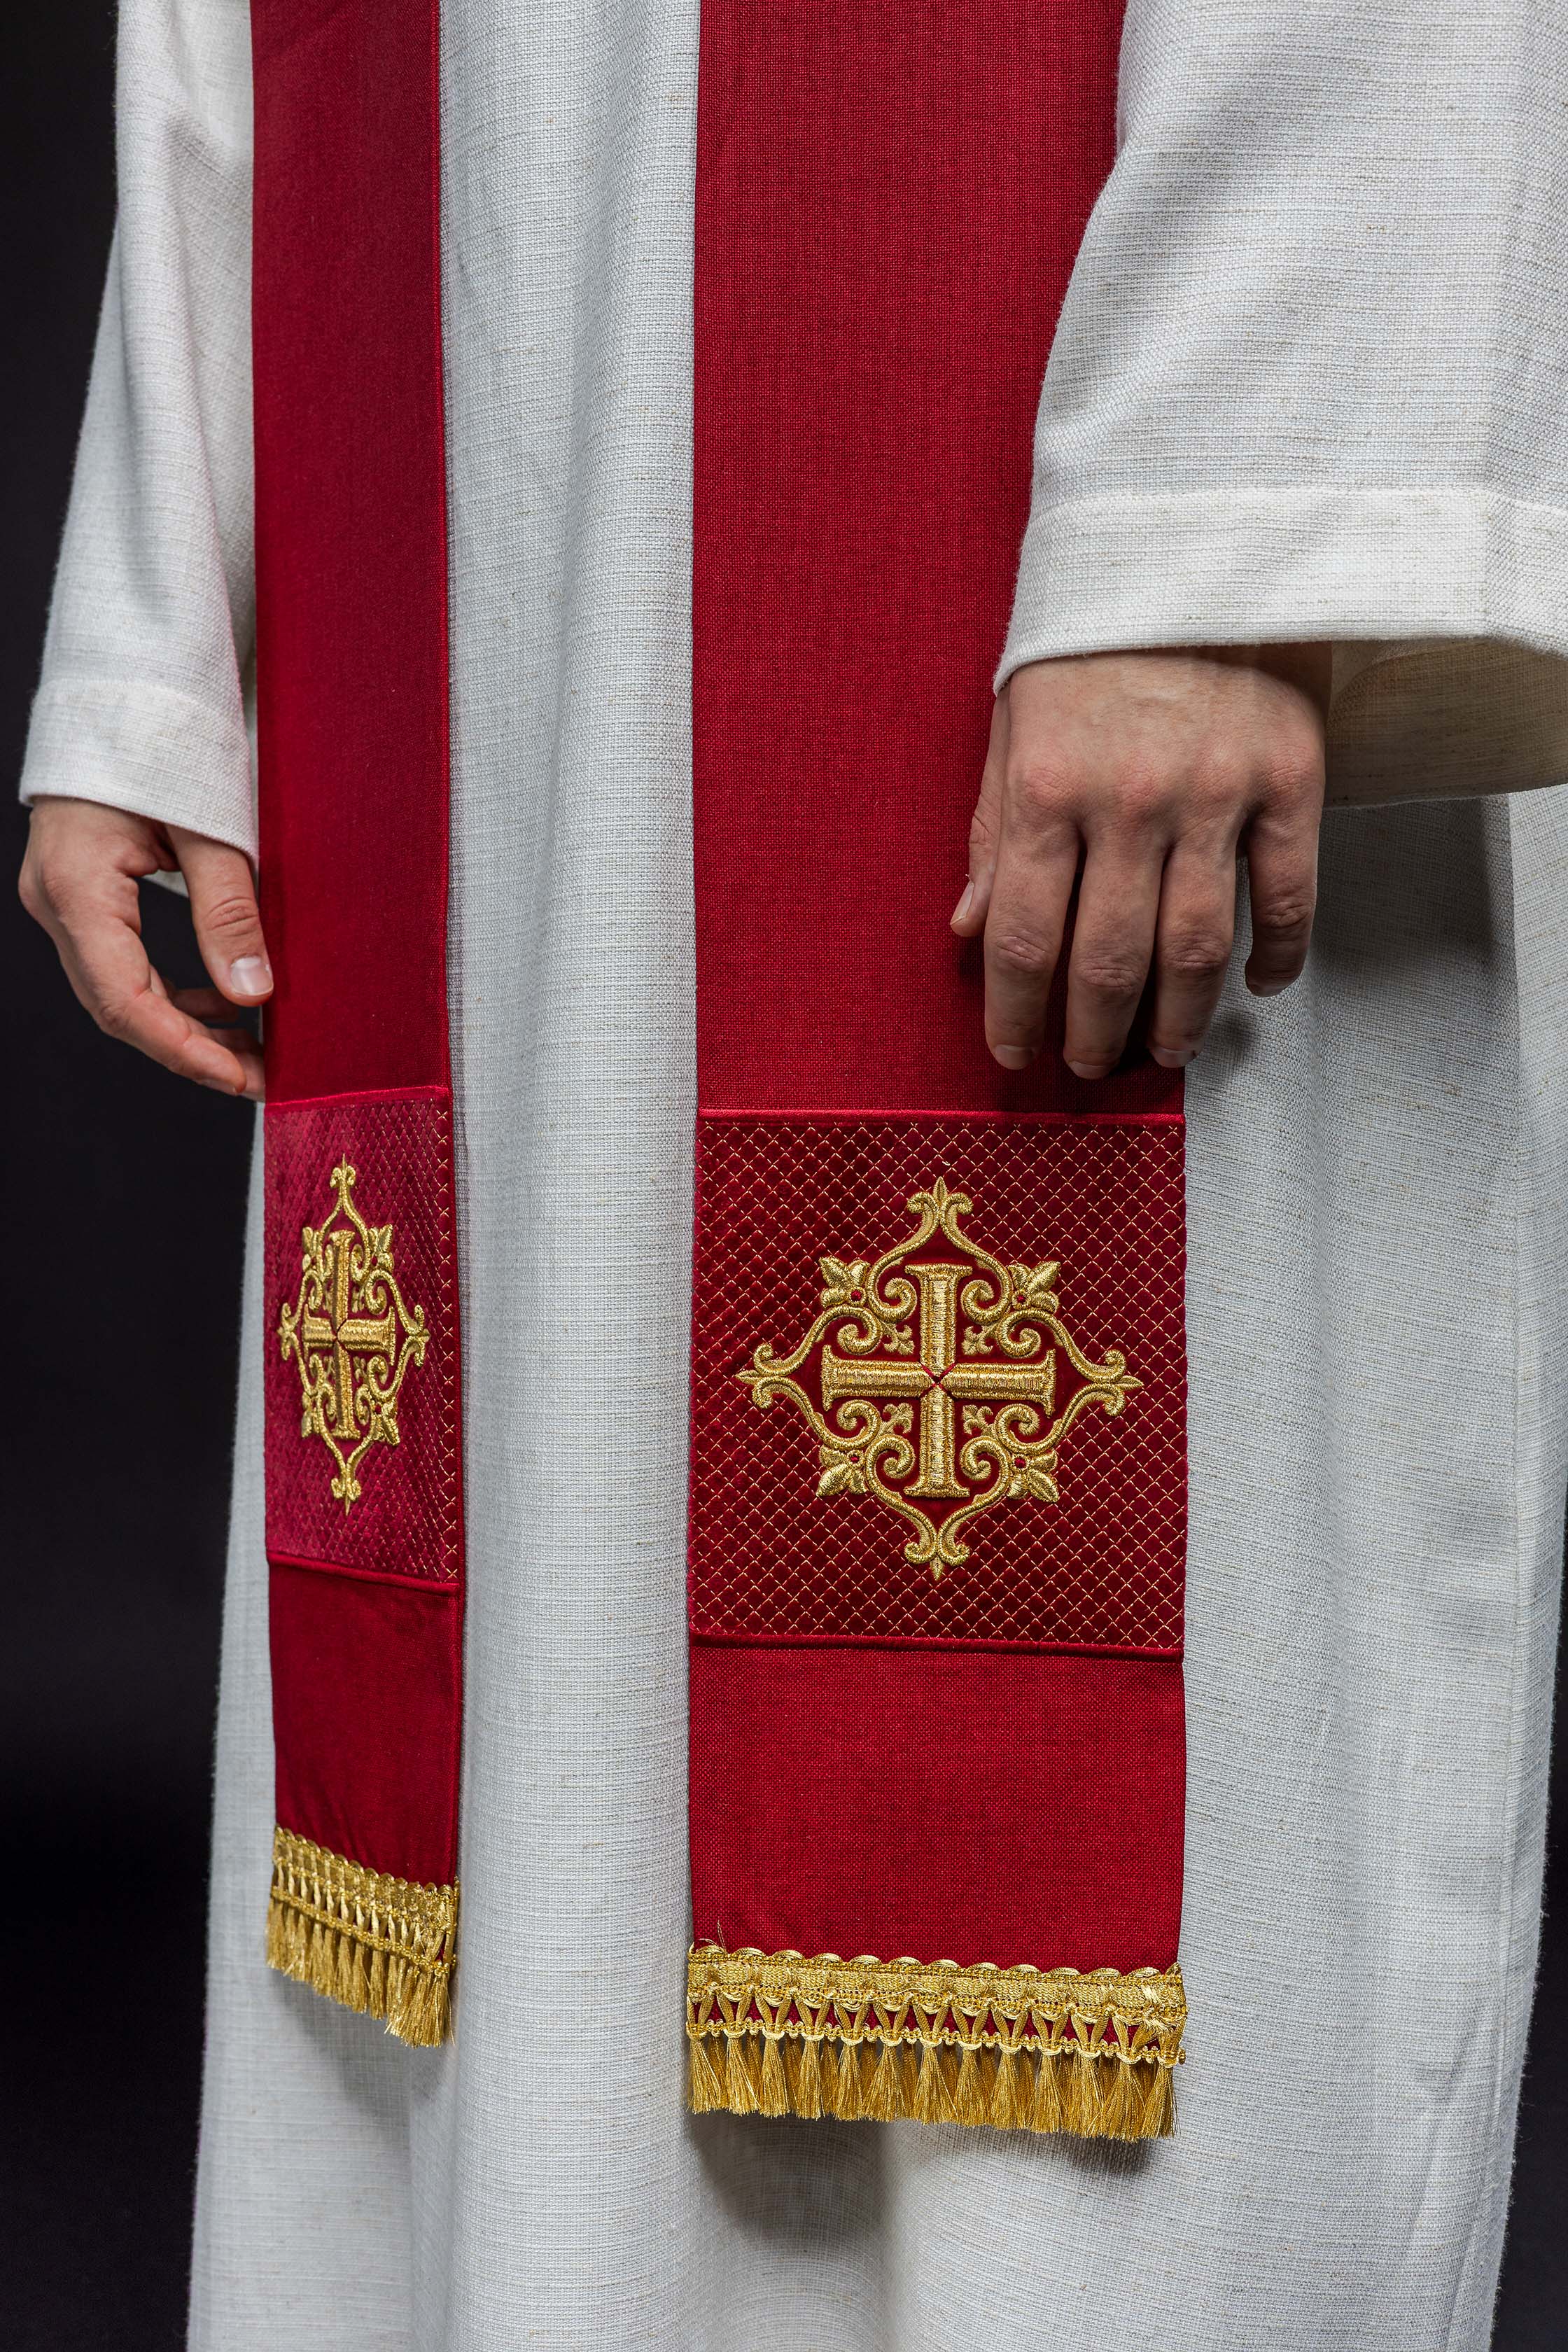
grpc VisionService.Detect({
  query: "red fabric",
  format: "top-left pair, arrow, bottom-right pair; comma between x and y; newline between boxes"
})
252,0 -> 450,1105
692,0 -> 1164,1119
270,1560 -> 461,1887
690,0 -> 1186,1983
690,1643 -> 1184,1972
690,1111 -> 1185,1649
265,1090 -> 462,1585
252,0 -> 463,1891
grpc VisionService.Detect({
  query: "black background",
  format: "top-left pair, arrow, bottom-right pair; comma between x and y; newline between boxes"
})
5,7 -> 1568,2344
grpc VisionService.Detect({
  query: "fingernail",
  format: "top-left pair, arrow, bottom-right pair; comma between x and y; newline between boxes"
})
1149,1046 -> 1195,1069
991,1043 -> 1032,1070
1248,981 -> 1285,998
1065,1059 -> 1110,1082
230,955 -> 272,997
951,883 -> 974,927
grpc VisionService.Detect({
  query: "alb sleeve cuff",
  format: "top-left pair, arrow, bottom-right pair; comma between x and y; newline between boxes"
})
996,484 -> 1568,804
20,676 -> 258,860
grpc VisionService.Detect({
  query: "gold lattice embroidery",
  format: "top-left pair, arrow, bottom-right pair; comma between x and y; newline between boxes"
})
738,1177 -> 1138,1575
277,1160 -> 429,1510
687,1946 -> 1184,2137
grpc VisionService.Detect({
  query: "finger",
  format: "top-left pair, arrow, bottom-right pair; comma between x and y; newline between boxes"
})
1146,839 -> 1238,1068
194,1030 -> 266,1091
168,987 -> 267,1070
1242,802 -> 1320,997
952,692 -> 1009,936
981,810 -> 1079,1069
172,827 -> 272,1004
21,802 -> 262,1095
124,990 -> 262,1095
52,897 -> 261,1096
169,983 -> 258,1024
1063,844 -> 1163,1080
83,960 -> 260,1094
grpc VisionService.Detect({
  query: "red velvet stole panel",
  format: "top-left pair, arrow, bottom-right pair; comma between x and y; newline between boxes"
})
251,0 -> 463,2022
690,0 -> 1186,2036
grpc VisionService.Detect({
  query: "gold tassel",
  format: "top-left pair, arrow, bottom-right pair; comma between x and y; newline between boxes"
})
400,1961 -> 450,2049
384,1952 -> 407,2033
989,2046 -> 1020,2132
952,2041 -> 988,2128
1096,2057 -> 1135,2141
790,2034 -> 824,2120
836,2039 -> 867,2120
862,2038 -> 904,2122
265,1896 -> 289,1976
1138,2060 -> 1177,2140
334,1918 -> 361,2011
820,2036 -> 846,2119
1068,2045 -> 1102,2135
723,2031 -> 759,2115
687,2033 -> 725,2113
757,2035 -> 791,2117
1029,2048 -> 1065,2135
911,2039 -> 951,2124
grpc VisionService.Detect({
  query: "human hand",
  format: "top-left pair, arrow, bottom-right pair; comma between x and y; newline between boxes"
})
19,797 -> 271,1098
951,647 -> 1330,1077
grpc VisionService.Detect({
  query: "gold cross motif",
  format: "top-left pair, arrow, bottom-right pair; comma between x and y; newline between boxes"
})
738,1178 -> 1139,1576
301,1226 -> 400,1446
279,1161 -> 429,1510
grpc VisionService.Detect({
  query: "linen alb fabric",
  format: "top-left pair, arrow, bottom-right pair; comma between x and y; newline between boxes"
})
998,0 -> 1568,805
22,0 -> 1568,2344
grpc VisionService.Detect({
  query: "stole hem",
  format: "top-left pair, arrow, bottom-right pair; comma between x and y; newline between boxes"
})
265,1826 -> 457,2050
685,1946 -> 1184,2138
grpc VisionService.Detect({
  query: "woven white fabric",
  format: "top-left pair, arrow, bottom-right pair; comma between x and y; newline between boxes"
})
997,0 -> 1568,804
20,1 -> 1568,2346
23,0 -> 255,850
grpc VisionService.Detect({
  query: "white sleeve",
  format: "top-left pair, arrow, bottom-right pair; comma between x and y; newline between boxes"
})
998,0 -> 1568,804
20,0 -> 256,856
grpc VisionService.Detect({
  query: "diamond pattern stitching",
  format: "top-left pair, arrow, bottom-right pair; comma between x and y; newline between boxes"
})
688,1115 -> 1184,1649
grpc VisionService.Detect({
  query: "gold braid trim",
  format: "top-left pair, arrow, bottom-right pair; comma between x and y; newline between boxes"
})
687,1946 -> 1185,2138
266,1826 -> 457,2049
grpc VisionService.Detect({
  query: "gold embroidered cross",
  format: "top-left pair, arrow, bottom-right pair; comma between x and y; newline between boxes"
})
738,1178 -> 1138,1576
279,1161 -> 429,1510
820,1261 -> 1055,1501
301,1225 -> 400,1447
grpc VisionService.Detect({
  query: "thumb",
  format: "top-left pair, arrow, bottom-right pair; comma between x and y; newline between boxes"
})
170,826 -> 273,1005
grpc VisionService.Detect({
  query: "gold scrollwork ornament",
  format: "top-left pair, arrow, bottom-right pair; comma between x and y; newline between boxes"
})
277,1160 -> 429,1510
738,1177 -> 1139,1576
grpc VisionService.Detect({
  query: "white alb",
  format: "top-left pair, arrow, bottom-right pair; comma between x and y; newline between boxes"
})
22,1 -> 1568,2346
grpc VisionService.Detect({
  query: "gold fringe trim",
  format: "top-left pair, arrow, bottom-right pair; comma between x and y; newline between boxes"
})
266,1826 -> 457,2047
687,1947 -> 1184,2141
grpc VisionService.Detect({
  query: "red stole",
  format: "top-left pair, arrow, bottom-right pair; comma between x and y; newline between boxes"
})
253,0 -> 461,2041
251,0 -> 1189,2129
685,1 -> 1186,2136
